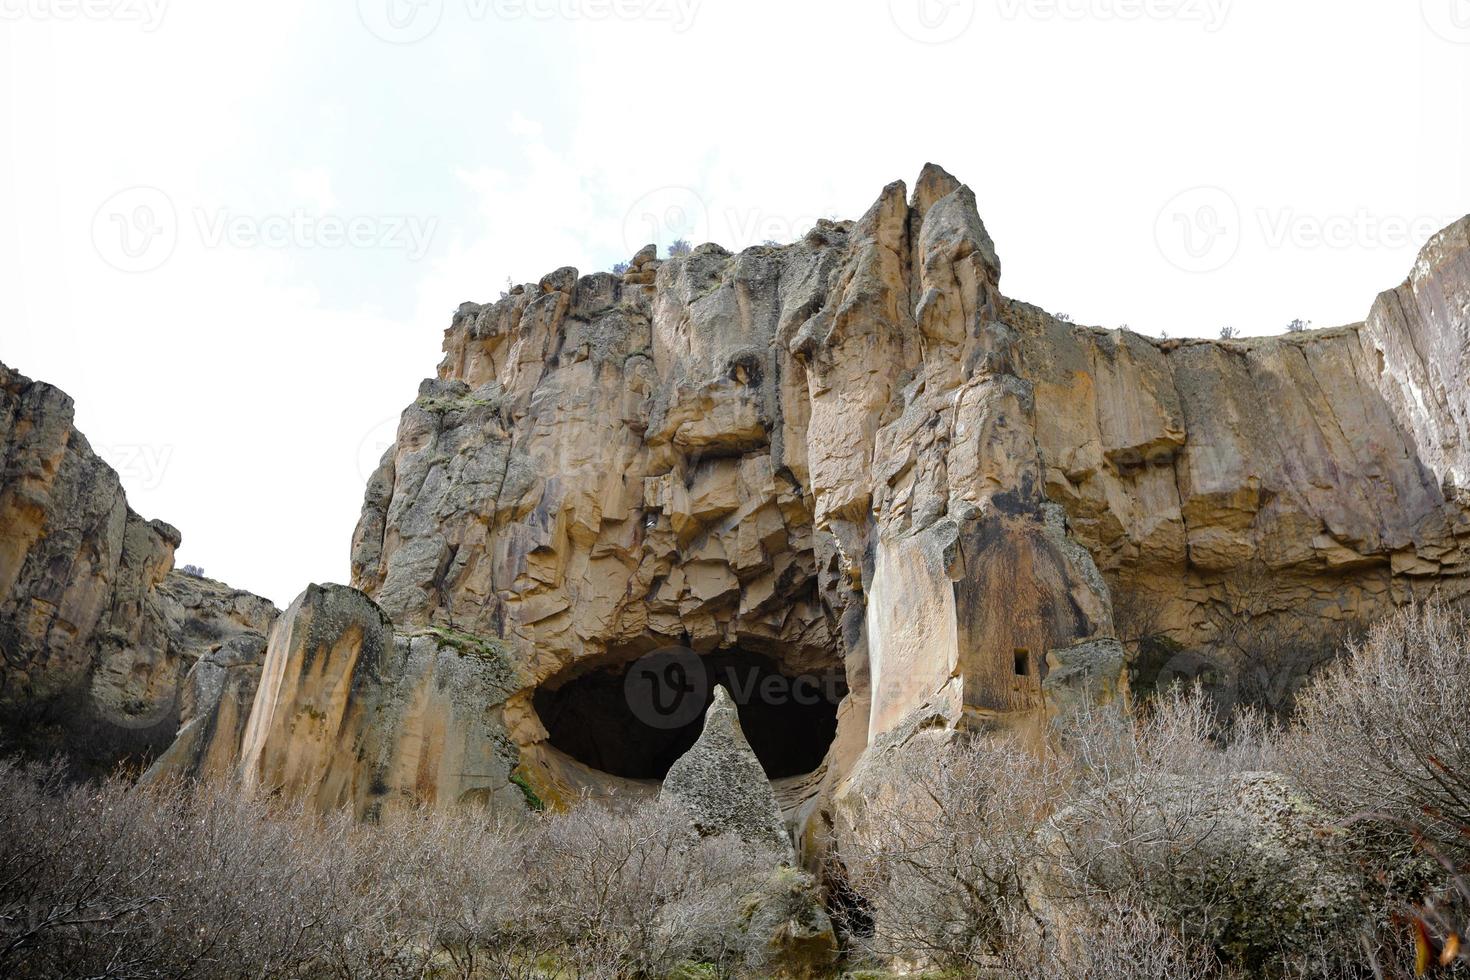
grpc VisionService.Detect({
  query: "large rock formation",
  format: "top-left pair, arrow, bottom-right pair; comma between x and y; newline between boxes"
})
6,166 -> 1466,857
335,165 -> 1469,837
233,582 -> 524,818
0,362 -> 278,773
662,684 -> 792,853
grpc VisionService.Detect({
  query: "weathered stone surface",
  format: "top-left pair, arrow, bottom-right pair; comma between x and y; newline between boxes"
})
737,866 -> 839,980
8,166 -> 1467,853
237,582 -> 522,818
331,164 -> 1470,832
1019,275 -> 1470,650
662,685 -> 790,852
0,362 -> 277,772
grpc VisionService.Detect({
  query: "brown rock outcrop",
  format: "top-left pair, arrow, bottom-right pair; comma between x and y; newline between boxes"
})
15,165 -> 1461,851
236,582 -> 523,819
1022,221 -> 1470,656
0,361 -> 277,773
332,165 -> 1470,835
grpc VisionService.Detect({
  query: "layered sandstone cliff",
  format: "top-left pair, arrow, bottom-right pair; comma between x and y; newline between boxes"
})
0,362 -> 278,773
283,165 -> 1463,836
6,165 -> 1465,855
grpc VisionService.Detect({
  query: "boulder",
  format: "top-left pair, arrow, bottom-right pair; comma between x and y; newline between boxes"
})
662,685 -> 791,854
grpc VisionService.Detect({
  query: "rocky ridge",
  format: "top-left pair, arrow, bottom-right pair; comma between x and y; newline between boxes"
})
2,166 -> 1466,862
0,362 -> 278,772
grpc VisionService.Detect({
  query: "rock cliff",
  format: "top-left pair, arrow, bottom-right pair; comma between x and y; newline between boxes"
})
5,166 -> 1467,854
335,165 -> 1468,835
0,362 -> 278,773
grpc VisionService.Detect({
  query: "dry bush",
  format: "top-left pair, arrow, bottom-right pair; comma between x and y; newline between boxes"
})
516,796 -> 784,979
837,732 -> 1066,976
1046,690 -> 1372,977
0,759 -> 443,978
1017,902 -> 1228,980
1279,601 -> 1470,975
0,762 -> 784,979
1286,601 -> 1470,859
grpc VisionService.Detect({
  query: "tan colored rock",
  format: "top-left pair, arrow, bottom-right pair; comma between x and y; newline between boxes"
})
238,582 -> 523,818
0,164 -> 1445,851
335,167 -> 1469,842
0,362 -> 277,773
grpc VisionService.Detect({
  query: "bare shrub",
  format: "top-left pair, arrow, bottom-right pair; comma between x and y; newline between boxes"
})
1045,690 -> 1370,976
0,760 -> 442,978
1019,902 -> 1227,980
1278,601 -> 1470,974
838,731 -> 1066,976
517,796 -> 783,979
1286,601 -> 1470,859
0,762 -> 783,979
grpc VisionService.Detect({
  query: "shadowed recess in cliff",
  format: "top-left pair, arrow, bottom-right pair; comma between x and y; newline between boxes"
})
533,649 -> 847,780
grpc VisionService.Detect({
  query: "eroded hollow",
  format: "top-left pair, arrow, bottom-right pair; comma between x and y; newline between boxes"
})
533,650 -> 846,781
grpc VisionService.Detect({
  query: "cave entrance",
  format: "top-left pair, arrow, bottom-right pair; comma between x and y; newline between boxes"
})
533,650 -> 846,781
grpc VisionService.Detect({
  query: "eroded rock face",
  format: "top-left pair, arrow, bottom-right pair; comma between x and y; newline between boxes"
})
0,362 -> 278,772
329,164 -> 1470,831
15,165 -> 1464,847
662,685 -> 791,853
236,582 -> 523,819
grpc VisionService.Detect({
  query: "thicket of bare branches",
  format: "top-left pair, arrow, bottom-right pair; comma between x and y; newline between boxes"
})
1282,601 -> 1470,976
837,602 -> 1470,978
837,733 -> 1065,974
3,602 -> 1469,978
1286,602 -> 1470,859
0,765 -> 783,979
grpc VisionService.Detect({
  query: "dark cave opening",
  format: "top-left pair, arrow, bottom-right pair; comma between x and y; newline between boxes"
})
533,650 -> 846,781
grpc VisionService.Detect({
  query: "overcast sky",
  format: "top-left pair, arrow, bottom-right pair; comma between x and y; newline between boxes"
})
2,0 -> 1468,606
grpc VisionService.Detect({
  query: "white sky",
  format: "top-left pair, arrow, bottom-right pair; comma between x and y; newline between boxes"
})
2,0 -> 1468,606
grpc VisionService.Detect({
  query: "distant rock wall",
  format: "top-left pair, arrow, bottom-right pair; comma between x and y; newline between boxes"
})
0,362 -> 277,773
